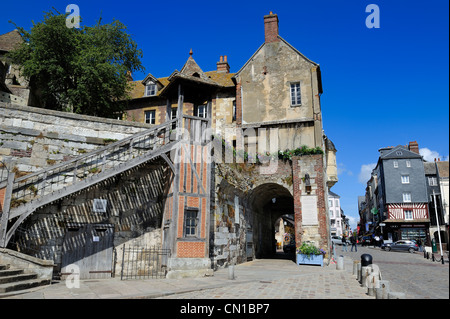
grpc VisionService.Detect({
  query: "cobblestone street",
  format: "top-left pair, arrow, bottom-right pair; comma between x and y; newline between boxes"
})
336,246 -> 449,299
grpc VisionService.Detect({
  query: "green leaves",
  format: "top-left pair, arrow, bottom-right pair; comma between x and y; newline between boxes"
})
7,9 -> 144,118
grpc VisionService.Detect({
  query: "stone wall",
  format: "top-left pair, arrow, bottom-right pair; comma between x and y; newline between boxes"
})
0,102 -> 151,176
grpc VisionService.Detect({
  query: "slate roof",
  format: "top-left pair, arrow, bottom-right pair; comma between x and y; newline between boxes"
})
0,30 -> 22,52
127,54 -> 235,100
380,145 -> 422,160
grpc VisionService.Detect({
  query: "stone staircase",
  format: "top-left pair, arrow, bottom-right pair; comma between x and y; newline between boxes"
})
0,264 -> 51,295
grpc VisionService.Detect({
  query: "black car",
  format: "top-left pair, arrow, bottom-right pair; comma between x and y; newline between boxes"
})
381,240 -> 418,253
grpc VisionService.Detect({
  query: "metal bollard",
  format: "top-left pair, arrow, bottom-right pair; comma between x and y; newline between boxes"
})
228,265 -> 235,280
376,280 -> 390,299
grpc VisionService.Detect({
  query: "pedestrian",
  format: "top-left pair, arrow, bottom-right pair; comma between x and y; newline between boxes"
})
341,235 -> 348,252
417,237 -> 423,252
350,234 -> 357,252
374,235 -> 380,248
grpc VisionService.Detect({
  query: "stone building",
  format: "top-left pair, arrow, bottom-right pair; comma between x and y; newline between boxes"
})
0,30 -> 40,107
1,13 -> 338,279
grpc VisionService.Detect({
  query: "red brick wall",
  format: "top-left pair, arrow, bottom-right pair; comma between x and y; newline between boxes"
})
173,143 -> 209,258
264,13 -> 280,43
292,154 -> 330,252
0,187 -> 5,212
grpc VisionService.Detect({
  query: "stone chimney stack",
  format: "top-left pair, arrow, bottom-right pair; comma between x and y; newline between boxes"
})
216,55 -> 230,73
264,12 -> 279,43
408,141 -> 419,154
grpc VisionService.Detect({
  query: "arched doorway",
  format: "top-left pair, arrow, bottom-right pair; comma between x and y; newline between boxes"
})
248,183 -> 294,259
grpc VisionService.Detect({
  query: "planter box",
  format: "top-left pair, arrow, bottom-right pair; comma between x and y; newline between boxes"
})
296,254 -> 323,267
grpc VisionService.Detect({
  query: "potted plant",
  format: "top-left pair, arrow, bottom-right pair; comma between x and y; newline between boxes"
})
296,242 -> 326,267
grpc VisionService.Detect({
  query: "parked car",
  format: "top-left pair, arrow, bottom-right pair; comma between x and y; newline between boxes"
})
331,236 -> 342,245
381,240 -> 418,253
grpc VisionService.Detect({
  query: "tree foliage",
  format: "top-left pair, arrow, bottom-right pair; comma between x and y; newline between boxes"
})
8,10 -> 144,118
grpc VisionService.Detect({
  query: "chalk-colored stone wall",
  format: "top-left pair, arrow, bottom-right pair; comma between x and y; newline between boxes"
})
0,102 -> 151,176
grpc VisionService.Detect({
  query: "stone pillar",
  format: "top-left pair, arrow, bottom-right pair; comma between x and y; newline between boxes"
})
292,154 -> 330,254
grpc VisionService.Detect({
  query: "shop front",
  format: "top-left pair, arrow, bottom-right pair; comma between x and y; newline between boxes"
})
383,222 -> 430,245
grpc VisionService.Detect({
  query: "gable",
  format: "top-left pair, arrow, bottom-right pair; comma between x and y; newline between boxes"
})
233,36 -> 318,80
381,145 -> 423,160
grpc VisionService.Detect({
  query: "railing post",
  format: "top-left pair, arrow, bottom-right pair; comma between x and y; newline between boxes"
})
0,172 -> 15,247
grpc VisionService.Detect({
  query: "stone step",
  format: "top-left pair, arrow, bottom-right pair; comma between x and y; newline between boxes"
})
0,278 -> 51,294
0,264 -> 10,271
0,269 -> 24,277
0,273 -> 38,284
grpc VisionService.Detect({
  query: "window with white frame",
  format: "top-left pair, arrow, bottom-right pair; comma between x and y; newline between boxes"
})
428,176 -> 438,186
393,160 -> 398,168
197,104 -> 207,118
144,110 -> 156,124
145,83 -> 157,96
402,192 -> 411,203
329,199 -> 333,207
290,82 -> 301,106
406,160 -> 411,167
329,209 -> 334,218
404,210 -> 413,220
401,175 -> 410,184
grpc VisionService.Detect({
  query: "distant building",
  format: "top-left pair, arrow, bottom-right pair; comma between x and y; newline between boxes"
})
0,30 -> 40,106
329,191 -> 345,236
358,141 -> 449,247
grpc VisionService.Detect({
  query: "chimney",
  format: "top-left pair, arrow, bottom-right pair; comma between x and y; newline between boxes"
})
408,141 -> 419,154
264,12 -> 279,43
216,55 -> 230,73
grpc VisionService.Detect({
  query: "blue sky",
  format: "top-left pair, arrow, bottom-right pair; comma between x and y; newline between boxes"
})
1,0 -> 448,229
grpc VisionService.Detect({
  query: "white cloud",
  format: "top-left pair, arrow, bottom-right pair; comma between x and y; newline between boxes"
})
358,163 -> 376,184
337,162 -> 353,176
347,216 -> 358,230
419,148 -> 449,162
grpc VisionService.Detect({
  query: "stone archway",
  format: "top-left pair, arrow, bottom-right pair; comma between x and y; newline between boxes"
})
248,183 -> 294,258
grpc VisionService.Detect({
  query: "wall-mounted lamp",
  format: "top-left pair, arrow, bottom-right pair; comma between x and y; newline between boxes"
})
304,173 -> 311,194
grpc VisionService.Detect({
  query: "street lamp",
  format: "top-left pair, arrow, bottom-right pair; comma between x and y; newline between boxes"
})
432,189 -> 444,265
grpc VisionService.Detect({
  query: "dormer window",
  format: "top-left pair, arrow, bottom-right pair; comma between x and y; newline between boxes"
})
145,83 -> 157,96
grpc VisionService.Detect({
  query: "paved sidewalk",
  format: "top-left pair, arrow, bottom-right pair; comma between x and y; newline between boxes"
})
1,256 -> 372,299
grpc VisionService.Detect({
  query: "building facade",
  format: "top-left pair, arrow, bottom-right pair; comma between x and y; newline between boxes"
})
1,13 -> 338,279
358,141 -> 449,246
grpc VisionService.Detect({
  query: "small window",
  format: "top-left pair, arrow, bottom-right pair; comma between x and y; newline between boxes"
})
145,84 -> 157,96
329,199 -> 333,207
329,209 -> 334,218
406,160 -> 411,167
428,176 -> 438,186
290,82 -> 301,106
402,192 -> 411,203
145,110 -> 156,124
232,100 -> 236,121
393,160 -> 398,168
171,108 -> 177,129
396,151 -> 402,155
197,104 -> 207,118
401,175 -> 410,184
184,209 -> 198,237
404,210 -> 413,220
